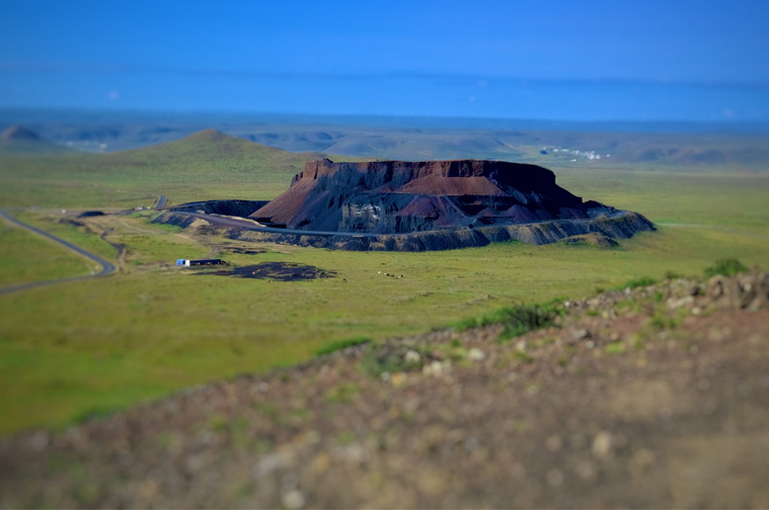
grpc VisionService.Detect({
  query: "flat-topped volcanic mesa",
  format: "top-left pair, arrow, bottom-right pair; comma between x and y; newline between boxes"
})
252,159 -> 636,234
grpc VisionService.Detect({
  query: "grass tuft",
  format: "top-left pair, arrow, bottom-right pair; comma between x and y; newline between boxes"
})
619,276 -> 657,290
704,258 -> 747,278
315,337 -> 371,357
453,302 -> 564,340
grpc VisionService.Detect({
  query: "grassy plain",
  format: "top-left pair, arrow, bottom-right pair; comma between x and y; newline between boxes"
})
1,132 -> 768,433
0,130 -> 328,208
0,224 -> 90,286
557,168 -> 769,234
1,212 -> 768,432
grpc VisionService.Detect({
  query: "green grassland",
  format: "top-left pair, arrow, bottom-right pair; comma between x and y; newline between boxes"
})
0,129 -> 330,208
557,169 -> 769,234
0,223 -> 91,286
1,131 -> 768,433
1,213 -> 768,433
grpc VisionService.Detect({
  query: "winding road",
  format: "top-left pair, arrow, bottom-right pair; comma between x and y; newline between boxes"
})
0,210 -> 117,296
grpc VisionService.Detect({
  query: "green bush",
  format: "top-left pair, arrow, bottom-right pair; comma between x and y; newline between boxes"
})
704,258 -> 747,278
315,337 -> 371,356
619,276 -> 657,290
453,302 -> 564,340
360,342 -> 431,376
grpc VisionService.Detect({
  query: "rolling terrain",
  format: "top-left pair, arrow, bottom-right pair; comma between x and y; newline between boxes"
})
0,128 -> 333,208
2,269 -> 768,507
0,124 -> 71,155
0,120 -> 768,438
3,110 -> 769,168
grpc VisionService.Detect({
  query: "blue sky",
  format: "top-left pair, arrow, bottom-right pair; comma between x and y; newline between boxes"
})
1,0 -> 768,121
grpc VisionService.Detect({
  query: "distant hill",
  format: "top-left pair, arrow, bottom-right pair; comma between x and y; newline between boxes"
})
0,124 -> 71,154
90,129 -> 333,189
4,112 -> 769,169
0,128 -> 360,207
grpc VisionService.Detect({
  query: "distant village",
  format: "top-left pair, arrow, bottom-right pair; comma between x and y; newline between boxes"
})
540,147 -> 611,162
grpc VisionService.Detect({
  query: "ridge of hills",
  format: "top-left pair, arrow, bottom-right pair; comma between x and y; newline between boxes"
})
0,125 -> 41,141
0,124 -> 71,155
0,128 -> 353,207
4,114 -> 769,169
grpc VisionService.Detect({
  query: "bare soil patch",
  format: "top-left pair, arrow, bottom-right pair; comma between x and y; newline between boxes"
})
227,248 -> 266,255
201,262 -> 335,281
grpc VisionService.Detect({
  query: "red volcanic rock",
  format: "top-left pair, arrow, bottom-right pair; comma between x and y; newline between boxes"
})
252,159 -> 621,234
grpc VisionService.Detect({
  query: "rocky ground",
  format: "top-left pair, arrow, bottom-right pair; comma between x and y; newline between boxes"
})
1,270 -> 768,508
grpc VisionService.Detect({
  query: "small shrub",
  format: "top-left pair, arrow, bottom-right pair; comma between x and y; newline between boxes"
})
704,258 -> 747,278
452,316 -> 479,332
514,351 -> 534,363
454,299 -> 566,337
472,303 -> 564,340
360,343 -> 432,376
315,337 -> 371,357
649,312 -> 680,330
604,342 -> 626,355
325,383 -> 360,404
620,276 -> 657,290
74,405 -> 121,424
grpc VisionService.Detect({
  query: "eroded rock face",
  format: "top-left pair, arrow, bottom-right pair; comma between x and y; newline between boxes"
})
251,159 -> 630,234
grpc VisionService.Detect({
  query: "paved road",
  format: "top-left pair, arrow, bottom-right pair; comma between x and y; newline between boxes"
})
0,210 -> 117,296
155,195 -> 167,209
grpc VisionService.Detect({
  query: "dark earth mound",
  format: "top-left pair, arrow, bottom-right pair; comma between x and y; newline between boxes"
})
171,199 -> 270,217
77,210 -> 105,218
201,262 -> 334,281
252,159 -> 640,235
227,248 -> 266,255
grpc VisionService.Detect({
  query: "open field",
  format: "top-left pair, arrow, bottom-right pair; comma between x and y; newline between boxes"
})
0,222 -> 90,287
557,169 -> 769,235
0,130 -> 330,208
4,269 -> 768,507
1,208 -> 768,433
1,130 -> 768,433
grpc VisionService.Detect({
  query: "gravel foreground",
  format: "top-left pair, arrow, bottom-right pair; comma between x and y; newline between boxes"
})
2,270 -> 769,508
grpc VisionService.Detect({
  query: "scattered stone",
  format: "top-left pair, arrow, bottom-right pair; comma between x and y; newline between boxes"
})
467,348 -> 486,361
628,449 -> 656,477
592,431 -> 614,459
546,468 -> 564,487
572,329 -> 590,342
546,434 -> 563,452
282,489 -> 306,509
404,350 -> 421,364
574,460 -> 597,482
